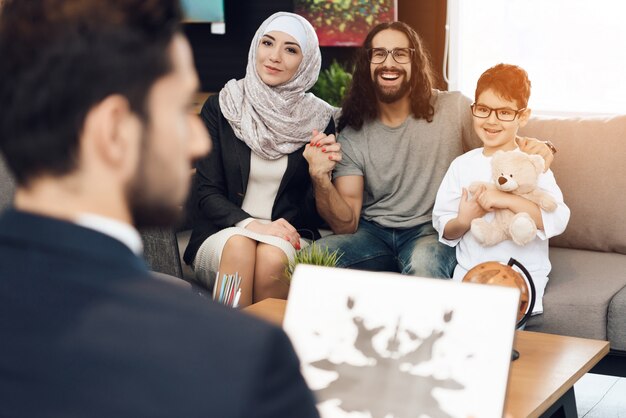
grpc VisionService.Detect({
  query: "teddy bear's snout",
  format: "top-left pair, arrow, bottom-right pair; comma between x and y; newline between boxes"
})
498,176 -> 508,185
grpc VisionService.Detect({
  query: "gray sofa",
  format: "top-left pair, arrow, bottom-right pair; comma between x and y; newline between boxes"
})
519,114 -> 626,373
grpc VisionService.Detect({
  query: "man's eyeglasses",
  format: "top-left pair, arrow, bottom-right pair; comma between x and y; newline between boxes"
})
471,104 -> 526,122
368,48 -> 415,64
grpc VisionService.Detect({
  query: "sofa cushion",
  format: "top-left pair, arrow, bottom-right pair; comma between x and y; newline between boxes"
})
140,227 -> 184,279
526,247 -> 626,342
519,115 -> 626,254
608,285 -> 626,351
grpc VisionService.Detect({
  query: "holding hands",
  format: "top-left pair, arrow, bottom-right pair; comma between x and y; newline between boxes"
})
303,129 -> 341,180
246,218 -> 302,250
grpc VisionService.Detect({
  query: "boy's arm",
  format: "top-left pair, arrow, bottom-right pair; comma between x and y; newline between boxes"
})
475,188 -> 545,229
475,168 -> 570,233
433,160 -> 486,243
535,170 -> 570,239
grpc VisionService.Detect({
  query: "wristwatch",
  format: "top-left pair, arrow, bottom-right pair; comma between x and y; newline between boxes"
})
544,140 -> 557,155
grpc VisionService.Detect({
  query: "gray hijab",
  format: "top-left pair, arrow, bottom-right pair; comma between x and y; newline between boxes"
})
219,12 -> 334,160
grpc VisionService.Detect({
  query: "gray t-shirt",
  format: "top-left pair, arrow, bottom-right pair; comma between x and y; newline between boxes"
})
334,90 -> 481,228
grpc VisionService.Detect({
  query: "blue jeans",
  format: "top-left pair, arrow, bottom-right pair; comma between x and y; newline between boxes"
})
314,219 -> 456,278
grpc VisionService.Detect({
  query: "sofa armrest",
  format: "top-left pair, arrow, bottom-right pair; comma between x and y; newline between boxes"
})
608,284 -> 626,351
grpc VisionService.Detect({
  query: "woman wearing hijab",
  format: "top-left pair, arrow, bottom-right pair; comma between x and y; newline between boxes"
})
184,12 -> 336,307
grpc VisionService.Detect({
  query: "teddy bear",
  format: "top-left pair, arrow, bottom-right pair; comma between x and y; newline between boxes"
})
468,150 -> 557,246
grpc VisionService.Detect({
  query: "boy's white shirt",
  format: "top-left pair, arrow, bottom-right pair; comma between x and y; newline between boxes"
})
432,148 -> 571,314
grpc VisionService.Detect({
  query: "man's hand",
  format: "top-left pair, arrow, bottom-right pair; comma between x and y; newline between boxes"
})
303,129 -> 341,181
517,136 -> 555,172
246,218 -> 301,250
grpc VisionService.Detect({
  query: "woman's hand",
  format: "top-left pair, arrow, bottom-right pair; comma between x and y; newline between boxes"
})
246,218 -> 301,249
304,129 -> 341,181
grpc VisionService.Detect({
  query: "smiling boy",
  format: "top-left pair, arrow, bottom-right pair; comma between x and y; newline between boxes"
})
432,64 -> 570,314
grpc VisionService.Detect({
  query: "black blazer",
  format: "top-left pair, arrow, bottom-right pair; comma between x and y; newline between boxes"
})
184,94 -> 335,265
0,209 -> 320,418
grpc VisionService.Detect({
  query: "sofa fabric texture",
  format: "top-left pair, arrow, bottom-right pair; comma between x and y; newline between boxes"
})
520,115 -> 626,254
526,247 -> 626,341
140,227 -> 184,279
608,288 -> 626,351
520,115 -> 626,350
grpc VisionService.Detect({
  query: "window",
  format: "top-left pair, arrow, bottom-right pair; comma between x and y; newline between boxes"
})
446,0 -> 626,115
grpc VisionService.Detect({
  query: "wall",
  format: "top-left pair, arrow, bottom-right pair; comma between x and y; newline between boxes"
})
186,0 -> 447,92
398,0 -> 448,89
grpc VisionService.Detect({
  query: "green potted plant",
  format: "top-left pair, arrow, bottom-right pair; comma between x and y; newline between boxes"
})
311,60 -> 353,107
284,242 -> 342,281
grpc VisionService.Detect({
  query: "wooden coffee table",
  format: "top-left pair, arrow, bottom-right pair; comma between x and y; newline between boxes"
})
245,298 -> 609,418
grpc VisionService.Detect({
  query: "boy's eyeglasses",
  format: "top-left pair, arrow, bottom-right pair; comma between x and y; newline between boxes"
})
368,48 -> 415,64
471,104 -> 526,121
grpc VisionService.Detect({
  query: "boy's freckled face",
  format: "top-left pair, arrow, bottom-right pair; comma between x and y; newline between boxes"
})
473,88 -> 529,155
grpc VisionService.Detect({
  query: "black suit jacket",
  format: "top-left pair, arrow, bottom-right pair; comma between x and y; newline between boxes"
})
184,94 -> 335,265
0,209 -> 319,418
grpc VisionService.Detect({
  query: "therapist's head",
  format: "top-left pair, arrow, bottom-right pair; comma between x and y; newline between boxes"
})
0,0 -> 210,226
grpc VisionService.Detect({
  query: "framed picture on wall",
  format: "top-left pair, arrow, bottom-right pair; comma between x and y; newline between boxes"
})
294,0 -> 397,46
181,0 -> 224,23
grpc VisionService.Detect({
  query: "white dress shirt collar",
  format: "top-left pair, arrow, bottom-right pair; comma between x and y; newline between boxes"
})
75,213 -> 143,255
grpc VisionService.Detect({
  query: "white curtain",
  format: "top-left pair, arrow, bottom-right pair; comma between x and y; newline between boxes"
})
446,0 -> 626,115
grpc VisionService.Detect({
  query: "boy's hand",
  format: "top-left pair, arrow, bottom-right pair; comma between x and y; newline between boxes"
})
443,187 -> 487,240
458,186 -> 487,227
476,188 -> 511,211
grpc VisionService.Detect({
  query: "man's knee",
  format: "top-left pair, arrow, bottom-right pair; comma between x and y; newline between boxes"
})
404,241 -> 456,278
311,234 -> 348,252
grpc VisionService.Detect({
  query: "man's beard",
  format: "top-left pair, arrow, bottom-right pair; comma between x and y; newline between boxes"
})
126,130 -> 185,229
373,67 -> 411,104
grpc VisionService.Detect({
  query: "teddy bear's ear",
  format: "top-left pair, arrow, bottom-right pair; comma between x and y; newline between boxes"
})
529,154 -> 545,174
